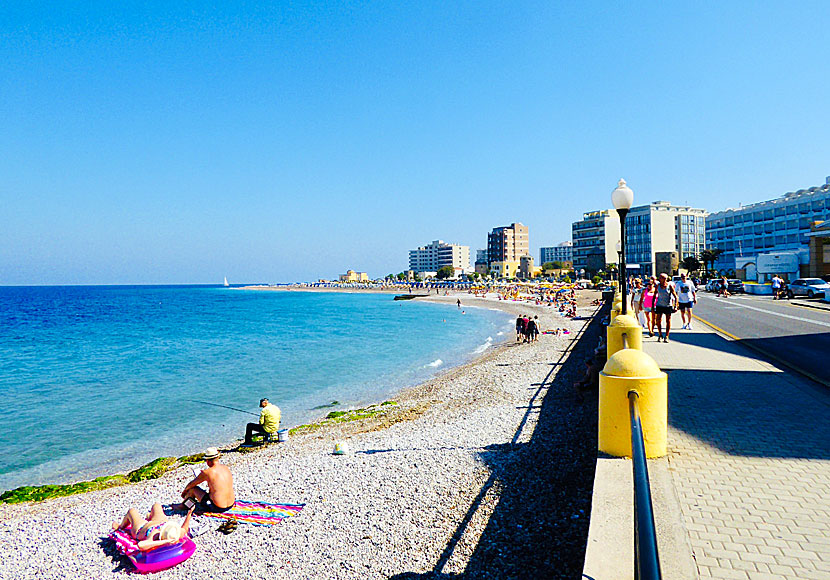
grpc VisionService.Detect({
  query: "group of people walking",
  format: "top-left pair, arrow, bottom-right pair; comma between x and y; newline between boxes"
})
515,314 -> 540,343
629,273 -> 697,342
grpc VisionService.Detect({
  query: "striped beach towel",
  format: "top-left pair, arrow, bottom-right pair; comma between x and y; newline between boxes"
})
199,501 -> 305,526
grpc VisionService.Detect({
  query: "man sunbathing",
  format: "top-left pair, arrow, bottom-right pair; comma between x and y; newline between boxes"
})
180,447 -> 235,513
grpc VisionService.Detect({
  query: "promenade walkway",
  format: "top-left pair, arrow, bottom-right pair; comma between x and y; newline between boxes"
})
643,321 -> 830,579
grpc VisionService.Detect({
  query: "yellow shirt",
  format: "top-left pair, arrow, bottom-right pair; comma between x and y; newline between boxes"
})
259,404 -> 281,433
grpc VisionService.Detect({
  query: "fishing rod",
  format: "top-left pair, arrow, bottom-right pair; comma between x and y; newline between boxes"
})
194,400 -> 259,417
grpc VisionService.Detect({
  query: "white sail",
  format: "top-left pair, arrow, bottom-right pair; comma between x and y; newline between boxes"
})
224,277 -> 229,287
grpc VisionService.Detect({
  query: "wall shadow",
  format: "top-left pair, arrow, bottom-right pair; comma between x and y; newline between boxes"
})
652,331 -> 830,460
389,304 -> 607,579
668,326 -> 830,388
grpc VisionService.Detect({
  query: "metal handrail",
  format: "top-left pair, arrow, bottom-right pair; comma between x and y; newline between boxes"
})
628,390 -> 662,580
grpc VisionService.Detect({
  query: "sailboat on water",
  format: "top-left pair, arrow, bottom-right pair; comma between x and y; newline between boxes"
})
224,277 -> 229,287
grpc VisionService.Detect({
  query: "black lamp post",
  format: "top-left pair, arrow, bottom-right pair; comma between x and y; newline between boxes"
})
612,179 -> 634,315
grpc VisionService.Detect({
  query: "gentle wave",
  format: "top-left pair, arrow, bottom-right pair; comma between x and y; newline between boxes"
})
472,336 -> 494,354
426,359 -> 444,367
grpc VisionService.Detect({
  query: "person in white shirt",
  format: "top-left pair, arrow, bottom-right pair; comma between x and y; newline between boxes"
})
676,273 -> 697,329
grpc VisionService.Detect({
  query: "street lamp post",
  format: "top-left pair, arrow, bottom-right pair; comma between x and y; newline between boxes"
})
612,179 -> 634,315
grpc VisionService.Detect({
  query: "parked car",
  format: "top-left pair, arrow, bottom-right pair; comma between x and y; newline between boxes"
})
705,279 -> 720,293
787,278 -> 830,299
726,279 -> 744,294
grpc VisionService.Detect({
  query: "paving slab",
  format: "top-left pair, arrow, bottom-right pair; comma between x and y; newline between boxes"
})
642,322 -> 830,579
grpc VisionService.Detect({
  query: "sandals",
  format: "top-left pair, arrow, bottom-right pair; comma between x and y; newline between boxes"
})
217,518 -> 238,534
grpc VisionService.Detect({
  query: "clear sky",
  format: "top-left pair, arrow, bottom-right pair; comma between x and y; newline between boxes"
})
2,2 -> 829,284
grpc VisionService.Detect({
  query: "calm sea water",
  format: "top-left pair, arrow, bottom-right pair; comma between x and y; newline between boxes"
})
0,286 -> 511,490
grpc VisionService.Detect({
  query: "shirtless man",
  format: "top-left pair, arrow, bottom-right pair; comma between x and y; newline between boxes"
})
180,447 -> 235,513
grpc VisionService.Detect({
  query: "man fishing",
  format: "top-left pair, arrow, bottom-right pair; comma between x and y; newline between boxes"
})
243,398 -> 281,446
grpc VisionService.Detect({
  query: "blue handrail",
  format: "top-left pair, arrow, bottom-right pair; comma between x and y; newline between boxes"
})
628,390 -> 662,580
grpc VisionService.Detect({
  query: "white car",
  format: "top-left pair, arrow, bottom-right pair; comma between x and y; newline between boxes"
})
787,278 -> 830,299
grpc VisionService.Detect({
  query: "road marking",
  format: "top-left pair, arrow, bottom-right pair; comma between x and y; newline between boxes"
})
700,297 -> 830,328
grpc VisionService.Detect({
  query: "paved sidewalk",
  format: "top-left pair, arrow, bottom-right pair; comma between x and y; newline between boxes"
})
642,322 -> 830,579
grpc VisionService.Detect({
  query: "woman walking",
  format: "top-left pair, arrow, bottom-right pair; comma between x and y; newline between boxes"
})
630,278 -> 645,329
639,278 -> 657,337
653,273 -> 678,342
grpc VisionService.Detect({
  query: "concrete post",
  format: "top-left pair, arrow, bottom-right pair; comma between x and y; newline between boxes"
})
598,349 -> 667,458
607,314 -> 642,356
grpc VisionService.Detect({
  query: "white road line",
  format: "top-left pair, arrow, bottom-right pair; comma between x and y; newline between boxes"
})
700,296 -> 830,328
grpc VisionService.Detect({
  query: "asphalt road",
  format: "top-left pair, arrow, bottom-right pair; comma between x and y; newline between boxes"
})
692,291 -> 830,385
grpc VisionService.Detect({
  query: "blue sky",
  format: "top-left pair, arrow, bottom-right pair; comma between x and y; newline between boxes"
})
2,2 -> 829,284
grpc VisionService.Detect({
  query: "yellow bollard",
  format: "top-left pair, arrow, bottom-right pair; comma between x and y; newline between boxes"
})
606,314 -> 642,356
598,349 -> 667,458
609,305 -> 621,323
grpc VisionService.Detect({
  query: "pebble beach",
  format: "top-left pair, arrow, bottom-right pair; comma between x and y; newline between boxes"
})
0,292 -> 602,580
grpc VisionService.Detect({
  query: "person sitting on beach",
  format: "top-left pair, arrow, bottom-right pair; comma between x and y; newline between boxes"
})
180,447 -> 235,513
112,503 -> 194,551
243,398 -> 281,446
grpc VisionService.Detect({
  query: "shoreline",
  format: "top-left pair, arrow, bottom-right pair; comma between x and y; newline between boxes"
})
0,292 -> 514,495
0,289 -> 601,579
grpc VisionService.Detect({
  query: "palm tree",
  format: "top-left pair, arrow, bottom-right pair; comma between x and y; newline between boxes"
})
681,255 -> 702,274
699,248 -> 723,274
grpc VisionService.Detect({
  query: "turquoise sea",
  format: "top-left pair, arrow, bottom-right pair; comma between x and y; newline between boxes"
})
0,286 -> 512,490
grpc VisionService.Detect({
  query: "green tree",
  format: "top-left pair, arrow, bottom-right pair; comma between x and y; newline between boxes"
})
396,272 -> 405,281
681,256 -> 702,273
436,265 -> 455,280
699,248 -> 723,274
541,262 -> 556,272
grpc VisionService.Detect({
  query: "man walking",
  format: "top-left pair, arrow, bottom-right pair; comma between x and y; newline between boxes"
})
654,273 -> 678,342
676,273 -> 697,329
243,398 -> 281,446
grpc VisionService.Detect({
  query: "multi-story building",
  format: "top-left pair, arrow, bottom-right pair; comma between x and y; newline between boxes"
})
408,240 -> 471,275
487,223 -> 529,264
706,177 -> 830,271
573,202 -> 707,277
626,201 -> 707,277
572,210 -> 620,275
540,241 -> 573,265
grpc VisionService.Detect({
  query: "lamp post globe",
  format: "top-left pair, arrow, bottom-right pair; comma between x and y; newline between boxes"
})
611,179 -> 634,314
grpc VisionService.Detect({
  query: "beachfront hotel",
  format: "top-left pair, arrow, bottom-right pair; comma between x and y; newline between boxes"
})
487,222 -> 529,263
706,176 -> 830,272
408,240 -> 471,276
540,241 -> 573,265
339,270 -> 369,282
572,210 -> 621,275
573,202 -> 707,277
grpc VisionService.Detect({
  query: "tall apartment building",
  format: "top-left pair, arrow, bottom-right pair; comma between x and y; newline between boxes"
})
706,176 -> 830,270
408,240 -> 471,274
487,223 -> 529,263
540,241 -> 573,264
572,210 -> 620,274
573,202 -> 707,277
626,202 -> 707,277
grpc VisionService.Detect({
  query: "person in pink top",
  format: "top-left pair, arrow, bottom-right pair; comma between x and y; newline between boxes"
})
639,278 -> 658,337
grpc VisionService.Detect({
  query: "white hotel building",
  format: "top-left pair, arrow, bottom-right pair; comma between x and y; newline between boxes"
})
706,177 -> 830,271
408,240 -> 471,276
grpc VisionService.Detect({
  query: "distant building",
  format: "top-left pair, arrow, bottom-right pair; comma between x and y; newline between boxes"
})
490,260 -> 520,279
706,176 -> 830,272
409,240 -> 470,275
540,241 -> 573,265
339,270 -> 369,283
487,223 -> 529,264
519,255 -> 535,279
573,201 -> 707,277
572,210 -> 621,275
626,201 -> 707,277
